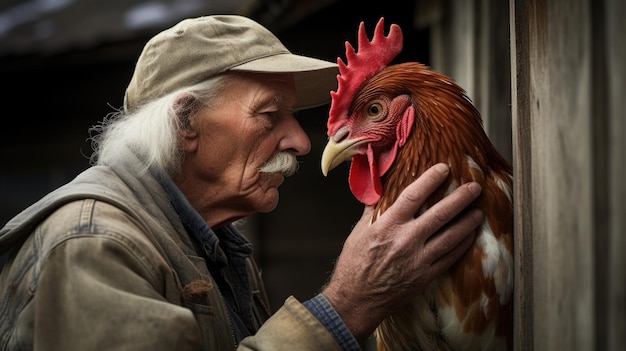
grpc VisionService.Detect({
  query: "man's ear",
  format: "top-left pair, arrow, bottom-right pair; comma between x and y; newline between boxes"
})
175,94 -> 200,152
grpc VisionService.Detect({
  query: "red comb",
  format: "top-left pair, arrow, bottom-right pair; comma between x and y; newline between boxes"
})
328,17 -> 403,134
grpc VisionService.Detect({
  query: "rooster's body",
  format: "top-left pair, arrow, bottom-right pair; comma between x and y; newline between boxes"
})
321,19 -> 513,351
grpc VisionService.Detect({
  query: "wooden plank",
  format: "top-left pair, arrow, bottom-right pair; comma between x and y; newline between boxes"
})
509,0 -> 533,349
606,0 -> 626,349
590,1 -> 610,349
533,0 -> 595,349
512,0 -> 599,349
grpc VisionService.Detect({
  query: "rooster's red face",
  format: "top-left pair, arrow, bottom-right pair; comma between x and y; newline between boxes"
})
320,18 -> 408,205
321,89 -> 415,205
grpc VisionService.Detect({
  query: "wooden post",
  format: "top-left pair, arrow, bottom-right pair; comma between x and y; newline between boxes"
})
510,0 -> 625,350
509,0 -> 533,348
604,0 -> 626,348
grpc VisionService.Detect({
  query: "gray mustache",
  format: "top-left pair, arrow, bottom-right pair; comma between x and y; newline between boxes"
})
258,152 -> 299,177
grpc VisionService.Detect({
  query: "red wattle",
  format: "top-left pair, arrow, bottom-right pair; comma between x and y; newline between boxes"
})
348,145 -> 382,206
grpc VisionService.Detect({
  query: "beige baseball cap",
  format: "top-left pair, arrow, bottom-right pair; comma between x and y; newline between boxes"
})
123,15 -> 339,112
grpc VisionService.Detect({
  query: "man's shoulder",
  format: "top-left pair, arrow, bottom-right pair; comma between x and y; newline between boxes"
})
22,198 -> 166,272
38,198 -> 148,243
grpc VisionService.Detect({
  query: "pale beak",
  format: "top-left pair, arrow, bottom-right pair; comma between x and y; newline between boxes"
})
321,138 -> 363,176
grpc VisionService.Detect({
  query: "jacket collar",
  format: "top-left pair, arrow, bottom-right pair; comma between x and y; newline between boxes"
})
158,175 -> 253,268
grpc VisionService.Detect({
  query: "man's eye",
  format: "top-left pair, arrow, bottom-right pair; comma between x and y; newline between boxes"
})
264,111 -> 279,119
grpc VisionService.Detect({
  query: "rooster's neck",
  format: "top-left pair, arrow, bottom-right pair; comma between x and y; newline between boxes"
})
372,75 -> 511,219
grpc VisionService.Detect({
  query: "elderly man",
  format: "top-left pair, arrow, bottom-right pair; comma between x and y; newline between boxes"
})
0,15 -> 483,350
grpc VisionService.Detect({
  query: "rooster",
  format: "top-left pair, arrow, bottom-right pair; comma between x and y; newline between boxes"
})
321,18 -> 513,351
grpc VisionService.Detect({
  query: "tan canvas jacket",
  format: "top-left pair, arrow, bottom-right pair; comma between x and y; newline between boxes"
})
0,149 -> 343,351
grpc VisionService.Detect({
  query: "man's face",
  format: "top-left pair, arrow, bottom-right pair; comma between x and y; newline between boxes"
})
175,72 -> 311,228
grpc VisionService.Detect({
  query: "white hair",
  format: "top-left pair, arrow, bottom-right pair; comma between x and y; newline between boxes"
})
90,74 -> 235,176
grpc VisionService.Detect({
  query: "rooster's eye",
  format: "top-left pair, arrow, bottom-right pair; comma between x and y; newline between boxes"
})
367,103 -> 384,120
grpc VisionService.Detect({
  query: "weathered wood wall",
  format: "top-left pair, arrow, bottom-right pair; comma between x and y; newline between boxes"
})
604,1 -> 626,348
511,0 -> 625,350
423,0 -> 625,349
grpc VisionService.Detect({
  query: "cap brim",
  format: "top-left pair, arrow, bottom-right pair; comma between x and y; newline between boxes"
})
231,53 -> 339,110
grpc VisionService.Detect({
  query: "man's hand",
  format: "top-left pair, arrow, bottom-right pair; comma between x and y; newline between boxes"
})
322,163 -> 484,341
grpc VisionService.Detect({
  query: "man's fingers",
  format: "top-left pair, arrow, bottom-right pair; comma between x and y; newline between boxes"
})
415,182 -> 482,237
427,208 -> 484,274
388,163 -> 451,221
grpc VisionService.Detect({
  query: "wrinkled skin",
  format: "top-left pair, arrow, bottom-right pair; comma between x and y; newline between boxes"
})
175,72 -> 310,228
